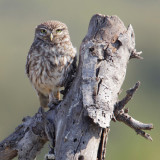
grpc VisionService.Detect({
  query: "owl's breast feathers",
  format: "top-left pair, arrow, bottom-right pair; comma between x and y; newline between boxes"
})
26,41 -> 76,95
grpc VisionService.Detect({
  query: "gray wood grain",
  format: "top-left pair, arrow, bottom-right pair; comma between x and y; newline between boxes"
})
0,14 -> 149,160
47,14 -> 134,160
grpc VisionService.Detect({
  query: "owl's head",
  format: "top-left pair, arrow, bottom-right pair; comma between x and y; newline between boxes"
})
35,21 -> 70,44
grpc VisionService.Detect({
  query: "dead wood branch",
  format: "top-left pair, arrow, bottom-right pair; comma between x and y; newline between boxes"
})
0,14 -> 153,160
130,49 -> 143,59
0,108 -> 47,160
114,82 -> 153,141
115,81 -> 140,111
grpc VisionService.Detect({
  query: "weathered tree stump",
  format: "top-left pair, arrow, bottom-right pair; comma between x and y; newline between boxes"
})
0,14 -> 153,160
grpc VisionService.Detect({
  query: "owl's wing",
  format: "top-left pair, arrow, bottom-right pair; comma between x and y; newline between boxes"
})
25,54 -> 30,77
62,55 -> 77,96
25,45 -> 34,77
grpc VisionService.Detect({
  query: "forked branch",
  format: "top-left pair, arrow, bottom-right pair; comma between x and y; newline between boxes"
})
114,82 -> 153,141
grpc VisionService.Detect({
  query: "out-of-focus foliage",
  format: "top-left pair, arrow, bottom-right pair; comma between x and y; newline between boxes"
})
0,0 -> 159,159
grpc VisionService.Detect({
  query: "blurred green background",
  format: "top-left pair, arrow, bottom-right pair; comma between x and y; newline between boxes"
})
0,0 -> 159,159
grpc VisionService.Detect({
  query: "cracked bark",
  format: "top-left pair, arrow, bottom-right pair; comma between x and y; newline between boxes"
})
0,14 -> 153,160
0,108 -> 48,160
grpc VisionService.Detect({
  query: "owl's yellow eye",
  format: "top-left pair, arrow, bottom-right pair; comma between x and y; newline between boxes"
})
56,29 -> 62,33
40,29 -> 47,34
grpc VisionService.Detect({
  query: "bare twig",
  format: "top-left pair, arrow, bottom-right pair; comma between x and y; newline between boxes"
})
114,82 -> 154,141
130,49 -> 143,59
115,81 -> 140,111
135,129 -> 153,141
116,111 -> 153,141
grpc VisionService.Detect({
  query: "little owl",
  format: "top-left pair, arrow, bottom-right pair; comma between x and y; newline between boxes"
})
26,21 -> 76,108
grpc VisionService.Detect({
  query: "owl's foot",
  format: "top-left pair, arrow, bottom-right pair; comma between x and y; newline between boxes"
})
48,100 -> 61,109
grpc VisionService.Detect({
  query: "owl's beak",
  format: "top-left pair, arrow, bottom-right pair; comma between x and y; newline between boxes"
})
50,33 -> 53,41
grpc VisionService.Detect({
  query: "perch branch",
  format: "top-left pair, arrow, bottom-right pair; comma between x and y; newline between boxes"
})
0,108 -> 48,160
114,82 -> 153,141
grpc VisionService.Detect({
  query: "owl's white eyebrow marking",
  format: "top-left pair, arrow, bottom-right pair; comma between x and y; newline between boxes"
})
56,28 -> 65,30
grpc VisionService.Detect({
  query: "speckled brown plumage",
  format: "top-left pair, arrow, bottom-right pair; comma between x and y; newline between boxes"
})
26,21 -> 76,108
